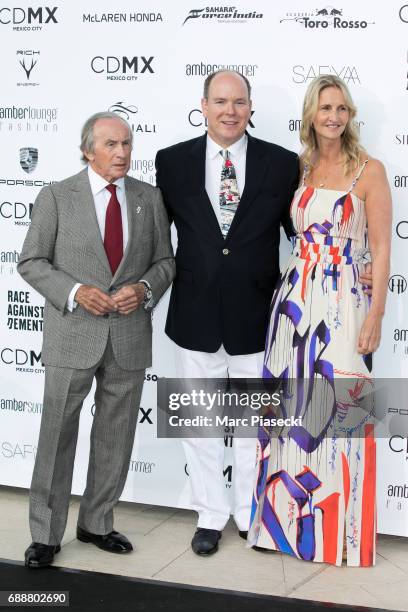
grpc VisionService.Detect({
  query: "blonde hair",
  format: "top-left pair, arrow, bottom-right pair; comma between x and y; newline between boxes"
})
299,74 -> 364,176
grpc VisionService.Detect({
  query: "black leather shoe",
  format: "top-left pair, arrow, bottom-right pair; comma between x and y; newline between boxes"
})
77,526 -> 133,554
191,528 -> 221,555
25,542 -> 61,568
238,530 -> 248,540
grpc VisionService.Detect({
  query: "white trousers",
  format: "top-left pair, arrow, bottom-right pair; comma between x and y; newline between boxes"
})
174,343 -> 263,531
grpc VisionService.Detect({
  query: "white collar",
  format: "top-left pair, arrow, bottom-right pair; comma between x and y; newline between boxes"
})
206,133 -> 247,160
87,164 -> 125,196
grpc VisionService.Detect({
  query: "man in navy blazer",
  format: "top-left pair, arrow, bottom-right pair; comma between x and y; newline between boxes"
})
156,71 -> 299,555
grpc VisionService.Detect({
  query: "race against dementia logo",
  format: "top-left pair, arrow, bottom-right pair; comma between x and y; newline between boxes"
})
182,7 -> 263,25
280,6 -> 374,29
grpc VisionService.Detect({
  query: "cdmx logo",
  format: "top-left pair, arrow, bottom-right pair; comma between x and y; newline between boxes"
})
19,148 -> 38,174
399,5 -> 408,22
388,274 -> 407,294
389,435 -> 408,459
0,348 -> 41,366
0,6 -> 58,25
109,102 -> 138,120
91,403 -> 153,424
91,56 -> 154,74
184,462 -> 232,487
280,6 -> 374,29
188,108 -> 255,128
396,221 -> 408,239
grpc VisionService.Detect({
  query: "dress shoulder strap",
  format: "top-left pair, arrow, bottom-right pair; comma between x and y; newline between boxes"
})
348,159 -> 369,192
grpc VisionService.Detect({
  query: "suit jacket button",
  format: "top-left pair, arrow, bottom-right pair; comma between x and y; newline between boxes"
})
103,313 -> 109,318
222,248 -> 230,255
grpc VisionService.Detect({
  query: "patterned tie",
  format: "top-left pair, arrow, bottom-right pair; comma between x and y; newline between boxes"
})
219,150 -> 240,237
104,184 -> 123,274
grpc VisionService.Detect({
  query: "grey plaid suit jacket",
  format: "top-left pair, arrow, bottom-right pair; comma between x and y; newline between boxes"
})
18,168 -> 175,371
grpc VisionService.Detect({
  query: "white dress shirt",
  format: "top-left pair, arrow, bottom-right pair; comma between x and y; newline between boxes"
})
205,133 -> 247,228
67,165 -> 129,311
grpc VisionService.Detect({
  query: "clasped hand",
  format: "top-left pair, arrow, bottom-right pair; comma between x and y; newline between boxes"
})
75,283 -> 145,316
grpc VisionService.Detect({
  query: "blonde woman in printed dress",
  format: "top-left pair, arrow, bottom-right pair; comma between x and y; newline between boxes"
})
248,75 -> 391,566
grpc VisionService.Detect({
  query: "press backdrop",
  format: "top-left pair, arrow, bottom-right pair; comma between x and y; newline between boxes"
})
0,0 -> 407,536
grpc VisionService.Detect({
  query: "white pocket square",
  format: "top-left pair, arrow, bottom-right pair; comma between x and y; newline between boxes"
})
136,206 -> 141,214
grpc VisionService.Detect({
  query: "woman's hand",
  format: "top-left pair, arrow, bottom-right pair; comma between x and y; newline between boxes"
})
357,311 -> 383,354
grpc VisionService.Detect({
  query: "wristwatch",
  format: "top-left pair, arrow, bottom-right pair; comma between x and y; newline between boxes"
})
139,281 -> 152,305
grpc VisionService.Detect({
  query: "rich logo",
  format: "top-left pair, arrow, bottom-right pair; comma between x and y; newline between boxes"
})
183,7 -> 263,25
280,6 -> 374,29
109,102 -> 157,134
399,5 -> 408,22
91,56 -> 154,81
396,221 -> 408,239
0,6 -> 58,30
394,175 -> 408,188
185,62 -> 258,77
17,50 -> 40,87
83,12 -> 163,23
19,147 -> 38,173
188,108 -> 255,128
388,275 -> 407,294
292,64 -> 361,84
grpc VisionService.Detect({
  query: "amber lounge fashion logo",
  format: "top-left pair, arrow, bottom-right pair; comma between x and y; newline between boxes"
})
182,7 -> 263,25
280,6 -> 374,29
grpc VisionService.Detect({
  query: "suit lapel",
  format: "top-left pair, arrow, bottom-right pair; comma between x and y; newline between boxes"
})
69,169 -> 111,274
112,176 -> 145,283
225,134 -> 268,240
189,135 -> 224,240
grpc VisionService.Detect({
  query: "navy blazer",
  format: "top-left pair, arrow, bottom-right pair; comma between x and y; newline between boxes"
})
155,133 -> 299,355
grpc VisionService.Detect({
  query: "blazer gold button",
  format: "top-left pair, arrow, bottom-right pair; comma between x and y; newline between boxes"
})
222,248 -> 229,255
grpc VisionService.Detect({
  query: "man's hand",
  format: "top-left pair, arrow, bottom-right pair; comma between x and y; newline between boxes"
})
75,285 -> 117,316
111,283 -> 145,315
359,262 -> 373,296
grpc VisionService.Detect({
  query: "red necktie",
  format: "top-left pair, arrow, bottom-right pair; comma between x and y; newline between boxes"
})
104,184 -> 123,275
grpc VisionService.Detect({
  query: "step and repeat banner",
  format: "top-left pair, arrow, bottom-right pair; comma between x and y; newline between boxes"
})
0,0 -> 407,535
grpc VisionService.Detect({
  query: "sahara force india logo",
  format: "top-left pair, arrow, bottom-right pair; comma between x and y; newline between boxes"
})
280,6 -> 375,29
183,7 -> 263,25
